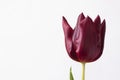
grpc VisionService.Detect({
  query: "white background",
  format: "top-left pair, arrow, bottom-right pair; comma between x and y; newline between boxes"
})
0,0 -> 120,80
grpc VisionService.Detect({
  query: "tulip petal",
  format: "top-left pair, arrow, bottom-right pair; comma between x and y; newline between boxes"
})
68,43 -> 79,61
101,20 -> 106,38
76,13 -> 85,26
80,16 -> 93,26
77,16 -> 99,62
71,14 -> 86,61
94,15 -> 101,25
100,19 -> 106,50
94,15 -> 101,32
62,16 -> 74,54
62,16 -> 73,38
92,19 -> 106,61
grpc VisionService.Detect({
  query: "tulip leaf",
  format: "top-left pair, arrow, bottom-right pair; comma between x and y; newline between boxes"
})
70,67 -> 74,80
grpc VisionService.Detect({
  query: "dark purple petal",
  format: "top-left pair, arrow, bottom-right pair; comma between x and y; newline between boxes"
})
80,16 -> 93,26
94,15 -> 101,25
68,43 -> 79,62
100,19 -> 106,51
94,15 -> 101,32
76,13 -> 85,26
62,16 -> 73,54
91,19 -> 106,62
77,16 -> 99,62
62,16 -> 73,37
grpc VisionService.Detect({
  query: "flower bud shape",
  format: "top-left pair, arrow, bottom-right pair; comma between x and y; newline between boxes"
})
62,13 -> 106,63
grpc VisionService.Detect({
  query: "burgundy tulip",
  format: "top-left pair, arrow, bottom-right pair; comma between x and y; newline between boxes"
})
62,13 -> 106,63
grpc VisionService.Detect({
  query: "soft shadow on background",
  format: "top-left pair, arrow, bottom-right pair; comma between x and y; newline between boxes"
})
0,0 -> 120,80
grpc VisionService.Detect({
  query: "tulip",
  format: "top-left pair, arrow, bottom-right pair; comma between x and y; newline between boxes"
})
62,13 -> 106,80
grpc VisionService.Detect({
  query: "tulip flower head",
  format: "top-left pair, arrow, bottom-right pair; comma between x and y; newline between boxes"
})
62,13 -> 106,63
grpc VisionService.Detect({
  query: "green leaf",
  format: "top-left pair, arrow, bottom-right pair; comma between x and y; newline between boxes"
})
70,67 -> 74,80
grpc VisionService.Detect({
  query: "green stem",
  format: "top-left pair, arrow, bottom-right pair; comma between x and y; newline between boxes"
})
81,63 -> 85,80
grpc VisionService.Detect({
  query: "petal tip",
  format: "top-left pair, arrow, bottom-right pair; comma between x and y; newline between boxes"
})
78,12 -> 85,21
94,15 -> 101,25
62,16 -> 66,22
62,16 -> 73,36
86,16 -> 93,22
80,12 -> 84,17
101,19 -> 106,34
97,15 -> 100,19
62,16 -> 68,27
95,15 -> 101,21
101,19 -> 106,26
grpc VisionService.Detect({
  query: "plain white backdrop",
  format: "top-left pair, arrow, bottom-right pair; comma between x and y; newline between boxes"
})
0,0 -> 120,80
